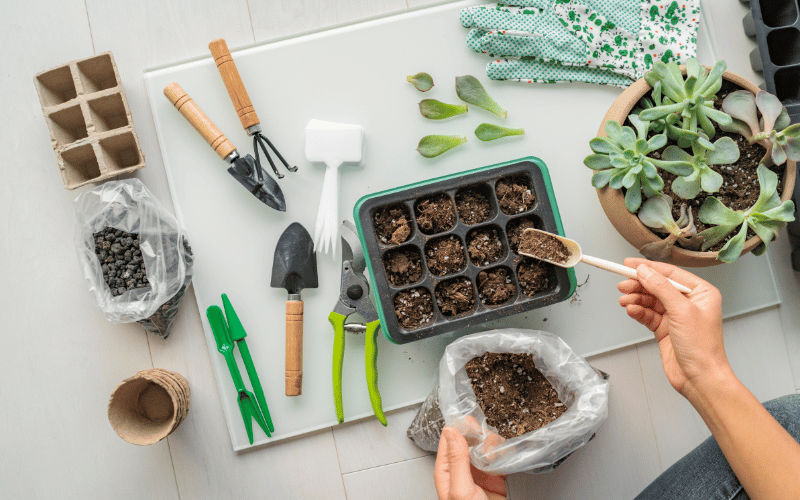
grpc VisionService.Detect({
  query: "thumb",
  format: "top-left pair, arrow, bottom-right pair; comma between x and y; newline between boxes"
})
438,427 -> 477,499
636,264 -> 688,312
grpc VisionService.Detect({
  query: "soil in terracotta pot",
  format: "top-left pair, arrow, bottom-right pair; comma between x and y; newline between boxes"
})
382,246 -> 423,287
477,267 -> 515,305
425,235 -> 467,276
517,259 -> 551,297
415,193 -> 456,234
467,227 -> 504,266
636,80 -> 781,251
466,352 -> 567,439
506,216 -> 540,254
496,175 -> 536,215
93,227 -> 149,296
373,204 -> 413,245
394,287 -> 434,329
519,230 -> 570,263
455,187 -> 492,225
435,277 -> 476,316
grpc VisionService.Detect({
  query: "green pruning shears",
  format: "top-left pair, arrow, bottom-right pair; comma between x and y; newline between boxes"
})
207,294 -> 275,444
329,221 -> 387,426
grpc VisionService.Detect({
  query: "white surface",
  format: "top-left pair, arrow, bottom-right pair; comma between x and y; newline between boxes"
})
143,0 -> 782,450
3,0 -> 799,498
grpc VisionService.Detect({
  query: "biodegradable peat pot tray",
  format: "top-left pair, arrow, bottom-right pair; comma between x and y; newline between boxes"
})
596,69 -> 797,267
355,158 -> 577,344
34,52 -> 145,189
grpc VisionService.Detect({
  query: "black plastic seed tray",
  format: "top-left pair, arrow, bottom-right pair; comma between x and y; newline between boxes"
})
741,0 -> 800,269
354,157 -> 577,344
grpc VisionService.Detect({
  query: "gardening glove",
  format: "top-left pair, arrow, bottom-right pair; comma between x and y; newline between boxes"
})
460,0 -> 701,87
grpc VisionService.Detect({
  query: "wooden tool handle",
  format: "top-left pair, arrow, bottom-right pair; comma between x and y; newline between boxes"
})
579,254 -> 692,294
285,300 -> 303,396
208,38 -> 260,131
164,82 -> 236,160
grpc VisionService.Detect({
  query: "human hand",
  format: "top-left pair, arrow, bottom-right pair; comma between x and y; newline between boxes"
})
617,258 -> 730,399
434,426 -> 507,500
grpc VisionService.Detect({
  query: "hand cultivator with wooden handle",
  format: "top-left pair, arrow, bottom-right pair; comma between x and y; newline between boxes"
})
209,38 -> 296,179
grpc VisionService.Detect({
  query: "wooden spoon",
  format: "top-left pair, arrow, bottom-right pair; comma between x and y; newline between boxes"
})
519,228 -> 691,294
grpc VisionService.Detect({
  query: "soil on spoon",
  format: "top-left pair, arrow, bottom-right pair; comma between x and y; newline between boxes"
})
382,246 -> 423,287
435,277 -> 476,316
416,193 -> 457,234
477,267 -> 515,305
517,259 -> 551,297
506,217 -> 539,254
425,236 -> 467,276
373,204 -> 413,245
467,227 -> 504,266
496,176 -> 535,215
466,352 -> 567,439
456,187 -> 491,225
394,287 -> 434,329
519,230 -> 570,264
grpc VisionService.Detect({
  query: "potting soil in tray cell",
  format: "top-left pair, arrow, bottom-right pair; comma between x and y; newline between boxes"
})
355,158 -> 577,344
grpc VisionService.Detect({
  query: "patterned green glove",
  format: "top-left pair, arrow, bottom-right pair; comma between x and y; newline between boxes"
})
461,0 -> 700,87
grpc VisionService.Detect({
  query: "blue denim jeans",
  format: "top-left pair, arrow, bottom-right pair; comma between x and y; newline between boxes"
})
635,394 -> 800,500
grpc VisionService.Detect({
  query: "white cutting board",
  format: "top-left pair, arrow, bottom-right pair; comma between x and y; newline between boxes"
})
144,0 -> 780,450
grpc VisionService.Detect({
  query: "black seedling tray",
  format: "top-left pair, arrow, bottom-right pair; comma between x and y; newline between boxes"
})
741,0 -> 800,269
354,157 -> 577,344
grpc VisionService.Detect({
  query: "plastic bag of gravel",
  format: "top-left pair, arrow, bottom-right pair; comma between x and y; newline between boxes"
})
74,179 -> 193,339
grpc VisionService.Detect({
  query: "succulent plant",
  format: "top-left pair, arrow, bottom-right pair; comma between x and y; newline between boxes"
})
416,134 -> 467,158
697,164 -> 795,263
721,89 -> 799,166
455,75 -> 507,118
474,123 -> 524,141
584,119 -> 692,212
639,59 -> 732,147
632,81 -> 696,148
661,133 -> 739,200
638,195 -> 702,261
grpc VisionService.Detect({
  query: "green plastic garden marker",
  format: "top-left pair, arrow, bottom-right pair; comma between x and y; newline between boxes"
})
206,305 -> 271,443
222,294 -> 274,433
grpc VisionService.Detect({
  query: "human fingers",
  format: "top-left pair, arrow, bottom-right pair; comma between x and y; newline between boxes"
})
619,293 -> 666,314
626,304 -> 664,335
635,264 -> 691,312
434,427 -> 453,499
624,258 -> 705,289
471,466 -> 507,498
436,427 -> 479,500
617,278 -> 644,294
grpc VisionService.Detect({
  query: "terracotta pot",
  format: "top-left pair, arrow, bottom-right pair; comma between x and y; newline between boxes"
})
595,70 -> 797,267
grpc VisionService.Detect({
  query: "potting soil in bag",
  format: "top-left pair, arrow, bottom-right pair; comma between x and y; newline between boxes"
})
408,329 -> 609,475
74,179 -> 193,339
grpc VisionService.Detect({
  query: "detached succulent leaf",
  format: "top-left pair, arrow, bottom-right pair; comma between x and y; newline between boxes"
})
416,135 -> 466,158
455,75 -> 507,118
418,99 -> 468,120
407,72 -> 434,92
474,123 -> 524,141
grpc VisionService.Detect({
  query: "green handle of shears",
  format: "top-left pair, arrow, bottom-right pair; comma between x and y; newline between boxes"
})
329,311 -> 347,424
364,320 -> 387,426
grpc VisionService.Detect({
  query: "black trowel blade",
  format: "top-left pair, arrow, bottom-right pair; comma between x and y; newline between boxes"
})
228,155 -> 286,212
271,222 -> 318,294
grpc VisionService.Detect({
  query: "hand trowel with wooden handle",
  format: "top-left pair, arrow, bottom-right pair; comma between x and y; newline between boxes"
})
270,223 -> 318,396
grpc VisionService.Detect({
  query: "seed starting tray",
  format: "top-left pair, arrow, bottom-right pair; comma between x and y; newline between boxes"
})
355,158 -> 577,344
34,52 -> 145,189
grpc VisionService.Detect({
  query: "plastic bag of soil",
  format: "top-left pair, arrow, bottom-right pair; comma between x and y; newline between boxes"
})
74,179 -> 193,339
408,329 -> 609,475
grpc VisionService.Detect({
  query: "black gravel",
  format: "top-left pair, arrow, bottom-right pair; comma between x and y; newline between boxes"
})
93,227 -> 150,296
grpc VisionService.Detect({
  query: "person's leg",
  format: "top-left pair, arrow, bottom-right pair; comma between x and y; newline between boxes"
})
634,394 -> 800,500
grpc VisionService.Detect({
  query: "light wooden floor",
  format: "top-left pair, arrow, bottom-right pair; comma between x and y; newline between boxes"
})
2,0 -> 798,499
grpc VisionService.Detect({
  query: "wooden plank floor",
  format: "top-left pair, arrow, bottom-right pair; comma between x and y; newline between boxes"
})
2,0 -> 798,498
